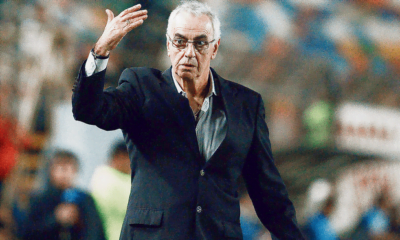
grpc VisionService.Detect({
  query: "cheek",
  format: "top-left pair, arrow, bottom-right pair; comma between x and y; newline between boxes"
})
171,52 -> 184,65
65,168 -> 77,179
198,56 -> 209,68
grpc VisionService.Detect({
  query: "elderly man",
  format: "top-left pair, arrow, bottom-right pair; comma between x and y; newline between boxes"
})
72,1 -> 304,239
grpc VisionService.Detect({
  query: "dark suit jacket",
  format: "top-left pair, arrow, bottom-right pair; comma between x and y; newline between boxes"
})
72,63 -> 304,240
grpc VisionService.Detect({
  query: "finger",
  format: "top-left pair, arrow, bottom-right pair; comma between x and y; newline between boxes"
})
120,9 -> 148,22
124,14 -> 148,28
125,15 -> 148,32
119,4 -> 142,18
106,9 -> 114,24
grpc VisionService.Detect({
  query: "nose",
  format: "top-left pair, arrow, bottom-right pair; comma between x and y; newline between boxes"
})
184,42 -> 196,58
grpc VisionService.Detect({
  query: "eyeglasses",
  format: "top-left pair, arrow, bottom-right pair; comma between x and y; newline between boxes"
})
167,34 -> 215,52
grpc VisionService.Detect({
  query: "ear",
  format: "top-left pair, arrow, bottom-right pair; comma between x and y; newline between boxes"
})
211,39 -> 220,60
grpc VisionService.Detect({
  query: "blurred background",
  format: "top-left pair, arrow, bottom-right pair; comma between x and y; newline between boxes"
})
0,0 -> 399,239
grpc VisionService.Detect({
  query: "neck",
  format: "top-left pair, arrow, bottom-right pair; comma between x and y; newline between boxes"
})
175,69 -> 210,99
174,69 -> 211,114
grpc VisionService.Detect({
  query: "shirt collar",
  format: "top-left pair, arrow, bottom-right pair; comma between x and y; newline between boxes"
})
171,69 -> 217,97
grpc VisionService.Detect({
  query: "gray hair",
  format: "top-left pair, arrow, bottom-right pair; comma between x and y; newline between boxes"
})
167,0 -> 221,41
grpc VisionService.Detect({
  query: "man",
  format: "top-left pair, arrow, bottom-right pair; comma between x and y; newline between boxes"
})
90,142 -> 131,240
22,150 -> 105,240
72,1 -> 304,239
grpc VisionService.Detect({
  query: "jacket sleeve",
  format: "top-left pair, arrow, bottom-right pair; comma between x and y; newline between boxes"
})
72,63 -> 145,131
242,95 -> 305,240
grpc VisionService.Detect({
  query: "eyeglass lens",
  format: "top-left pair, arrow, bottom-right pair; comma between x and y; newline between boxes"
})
172,39 -> 210,51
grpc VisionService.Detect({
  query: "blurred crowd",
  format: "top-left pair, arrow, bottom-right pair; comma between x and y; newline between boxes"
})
0,0 -> 399,239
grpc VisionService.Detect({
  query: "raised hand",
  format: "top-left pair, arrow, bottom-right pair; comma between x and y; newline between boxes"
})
94,4 -> 148,56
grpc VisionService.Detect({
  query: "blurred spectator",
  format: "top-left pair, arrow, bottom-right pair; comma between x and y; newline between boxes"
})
388,205 -> 400,238
303,196 -> 339,240
360,192 -> 393,240
0,115 -> 20,194
302,91 -> 335,149
268,94 -> 299,150
0,149 -> 39,240
21,150 -> 105,240
224,0 -> 269,54
17,2 -> 55,133
17,2 -> 78,134
294,7 -> 337,59
90,142 -> 130,240
0,81 -> 28,195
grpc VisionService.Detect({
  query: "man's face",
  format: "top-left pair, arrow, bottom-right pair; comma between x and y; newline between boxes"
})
167,11 -> 220,82
50,159 -> 78,190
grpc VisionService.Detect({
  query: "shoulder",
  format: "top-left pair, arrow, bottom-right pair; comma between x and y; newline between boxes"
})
215,75 -> 262,112
90,166 -> 120,189
130,67 -> 163,76
121,67 -> 163,80
224,79 -> 260,98
29,187 -> 56,200
92,165 -> 113,176
70,188 -> 96,205
118,67 -> 166,87
29,189 -> 47,204
212,68 -> 261,101
91,166 -> 109,183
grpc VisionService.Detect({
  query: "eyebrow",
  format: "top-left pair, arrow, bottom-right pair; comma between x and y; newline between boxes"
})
174,33 -> 209,40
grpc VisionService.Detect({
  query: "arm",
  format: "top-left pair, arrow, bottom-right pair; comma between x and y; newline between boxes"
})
72,5 -> 148,130
72,66 -> 145,131
242,95 -> 305,240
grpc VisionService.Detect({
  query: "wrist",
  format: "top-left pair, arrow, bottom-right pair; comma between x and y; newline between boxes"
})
92,44 -> 110,58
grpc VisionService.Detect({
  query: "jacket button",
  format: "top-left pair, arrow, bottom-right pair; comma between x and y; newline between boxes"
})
196,206 -> 202,213
200,170 -> 205,176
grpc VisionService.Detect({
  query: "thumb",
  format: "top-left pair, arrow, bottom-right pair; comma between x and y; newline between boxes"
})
106,9 -> 114,24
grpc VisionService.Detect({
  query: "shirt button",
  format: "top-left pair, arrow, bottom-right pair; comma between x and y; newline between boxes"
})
196,206 -> 202,213
200,170 -> 205,176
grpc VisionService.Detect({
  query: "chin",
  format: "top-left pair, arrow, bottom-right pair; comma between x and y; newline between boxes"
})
178,71 -> 195,80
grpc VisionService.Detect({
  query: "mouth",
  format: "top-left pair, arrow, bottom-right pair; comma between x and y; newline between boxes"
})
181,63 -> 196,68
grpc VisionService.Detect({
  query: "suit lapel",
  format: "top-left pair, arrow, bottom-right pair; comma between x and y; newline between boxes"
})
207,68 -> 242,164
158,67 -> 242,164
160,68 -> 201,160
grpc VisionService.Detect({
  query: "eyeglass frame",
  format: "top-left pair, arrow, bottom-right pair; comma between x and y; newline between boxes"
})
166,34 -> 216,53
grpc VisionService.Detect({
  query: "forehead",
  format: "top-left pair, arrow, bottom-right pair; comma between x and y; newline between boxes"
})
171,11 -> 213,38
